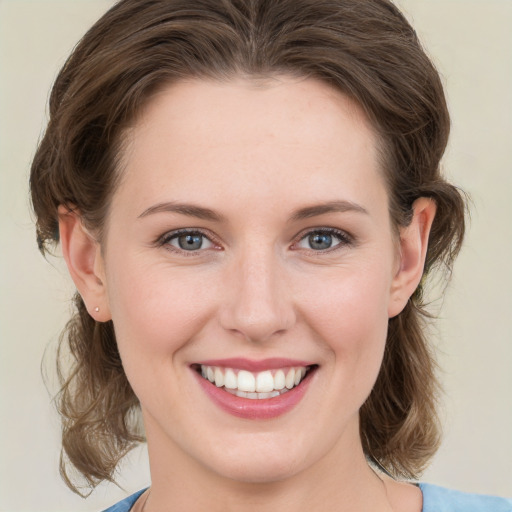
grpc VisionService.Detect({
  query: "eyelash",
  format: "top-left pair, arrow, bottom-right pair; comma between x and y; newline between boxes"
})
292,227 -> 354,253
155,227 -> 354,255
156,229 -> 220,256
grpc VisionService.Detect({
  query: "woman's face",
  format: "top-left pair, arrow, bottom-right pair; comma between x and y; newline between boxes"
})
96,77 -> 410,483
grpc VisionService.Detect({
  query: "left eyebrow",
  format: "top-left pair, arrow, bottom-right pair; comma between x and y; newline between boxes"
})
290,200 -> 369,221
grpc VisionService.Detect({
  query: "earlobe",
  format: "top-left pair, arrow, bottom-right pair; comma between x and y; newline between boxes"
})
388,197 -> 436,318
58,205 -> 111,322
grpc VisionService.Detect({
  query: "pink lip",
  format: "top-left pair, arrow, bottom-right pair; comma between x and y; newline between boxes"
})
193,366 -> 315,420
195,358 -> 314,372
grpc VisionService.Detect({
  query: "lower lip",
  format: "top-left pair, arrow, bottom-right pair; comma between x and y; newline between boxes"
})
193,369 -> 314,420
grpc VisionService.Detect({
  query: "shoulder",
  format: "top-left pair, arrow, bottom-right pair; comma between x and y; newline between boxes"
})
101,489 -> 147,512
420,483 -> 512,512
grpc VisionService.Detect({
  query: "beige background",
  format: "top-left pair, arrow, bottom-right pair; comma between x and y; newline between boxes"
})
0,0 -> 510,510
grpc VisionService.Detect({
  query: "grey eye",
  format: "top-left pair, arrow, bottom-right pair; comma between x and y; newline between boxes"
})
296,230 -> 347,251
308,232 -> 333,250
178,234 -> 203,250
168,232 -> 213,251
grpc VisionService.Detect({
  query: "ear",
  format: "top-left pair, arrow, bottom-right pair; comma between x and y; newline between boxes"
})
58,205 -> 111,322
388,197 -> 436,318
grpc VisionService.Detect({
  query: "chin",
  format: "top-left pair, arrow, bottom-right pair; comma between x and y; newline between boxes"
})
200,434 -> 309,484
215,456 -> 303,485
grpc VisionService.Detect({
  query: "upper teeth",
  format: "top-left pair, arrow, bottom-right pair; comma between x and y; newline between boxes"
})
200,365 -> 308,394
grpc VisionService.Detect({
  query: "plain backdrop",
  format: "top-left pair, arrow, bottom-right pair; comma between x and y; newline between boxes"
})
0,0 -> 511,510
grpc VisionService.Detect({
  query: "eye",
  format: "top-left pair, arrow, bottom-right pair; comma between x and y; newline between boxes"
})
160,230 -> 215,252
295,229 -> 351,251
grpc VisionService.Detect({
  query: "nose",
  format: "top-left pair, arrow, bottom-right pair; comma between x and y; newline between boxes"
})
219,247 -> 296,343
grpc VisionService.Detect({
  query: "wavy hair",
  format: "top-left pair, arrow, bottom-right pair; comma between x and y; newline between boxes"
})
30,0 -> 466,493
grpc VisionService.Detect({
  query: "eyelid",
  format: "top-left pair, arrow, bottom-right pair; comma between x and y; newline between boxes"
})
291,227 -> 354,252
156,228 -> 222,254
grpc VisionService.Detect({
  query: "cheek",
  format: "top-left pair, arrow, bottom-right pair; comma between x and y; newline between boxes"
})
104,259 -> 223,414
300,265 -> 391,338
296,263 -> 392,384
105,258 -> 218,361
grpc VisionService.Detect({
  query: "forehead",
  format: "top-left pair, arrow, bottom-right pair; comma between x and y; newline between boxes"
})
130,76 -> 377,152
114,76 -> 385,216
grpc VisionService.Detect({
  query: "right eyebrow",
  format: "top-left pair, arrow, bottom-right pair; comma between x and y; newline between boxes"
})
290,200 -> 369,221
137,202 -> 225,222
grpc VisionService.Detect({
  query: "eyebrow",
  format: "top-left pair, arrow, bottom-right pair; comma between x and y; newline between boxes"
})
290,200 -> 368,221
138,199 -> 368,222
138,202 -> 224,222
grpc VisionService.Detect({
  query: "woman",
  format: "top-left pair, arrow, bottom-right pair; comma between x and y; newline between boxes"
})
29,0 -> 511,511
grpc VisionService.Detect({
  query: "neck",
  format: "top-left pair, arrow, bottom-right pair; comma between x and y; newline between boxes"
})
144,418 -> 396,512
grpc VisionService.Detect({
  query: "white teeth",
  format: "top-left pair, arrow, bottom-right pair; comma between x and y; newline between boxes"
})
214,367 -> 224,387
199,364 -> 311,398
285,368 -> 295,389
256,370 -> 274,392
225,388 -> 287,399
224,368 -> 237,389
262,391 -> 280,399
274,369 -> 285,390
237,370 -> 256,392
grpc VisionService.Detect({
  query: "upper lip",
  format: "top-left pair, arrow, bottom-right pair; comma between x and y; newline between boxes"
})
193,358 -> 315,372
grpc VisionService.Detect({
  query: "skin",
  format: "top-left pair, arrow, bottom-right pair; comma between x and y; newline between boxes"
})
59,77 -> 434,511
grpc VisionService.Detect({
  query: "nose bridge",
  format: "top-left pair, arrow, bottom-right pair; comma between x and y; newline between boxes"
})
221,242 -> 295,342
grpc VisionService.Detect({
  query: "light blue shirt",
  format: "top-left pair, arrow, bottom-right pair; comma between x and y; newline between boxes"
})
419,483 -> 512,512
102,483 -> 512,511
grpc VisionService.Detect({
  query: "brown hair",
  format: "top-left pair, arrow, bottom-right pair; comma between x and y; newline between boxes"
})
30,0 -> 466,494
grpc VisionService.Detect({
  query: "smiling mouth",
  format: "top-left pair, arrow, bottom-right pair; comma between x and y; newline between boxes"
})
193,364 -> 316,400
